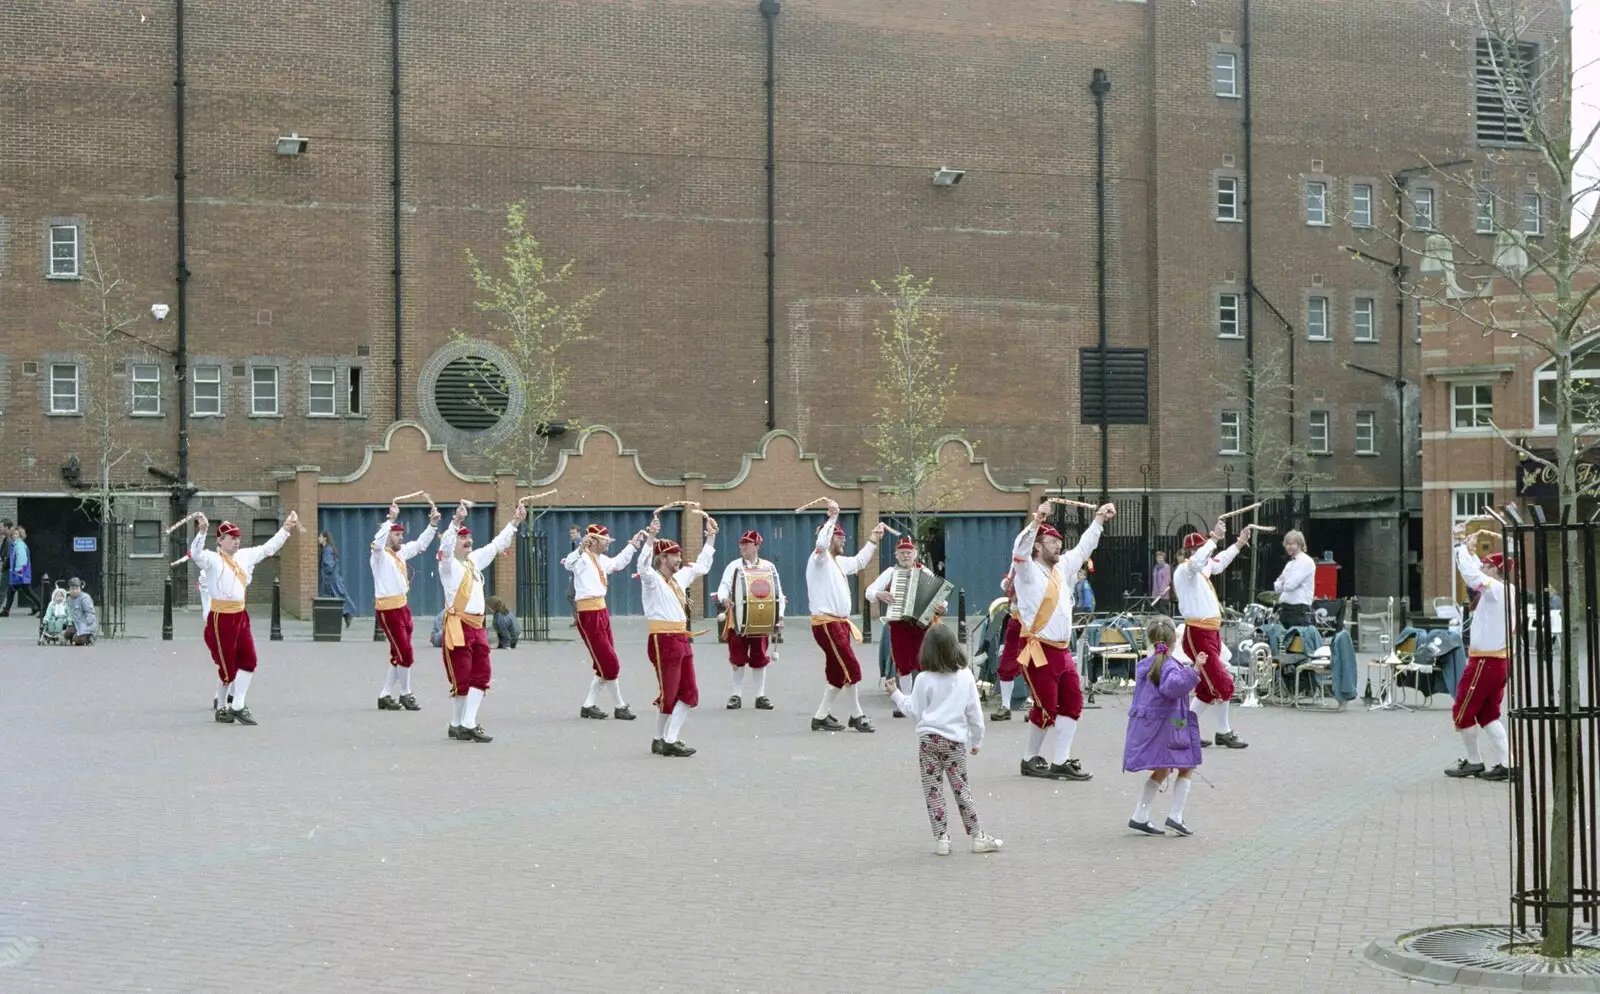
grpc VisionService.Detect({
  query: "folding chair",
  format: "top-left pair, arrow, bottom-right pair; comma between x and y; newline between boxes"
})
1086,625 -> 1144,692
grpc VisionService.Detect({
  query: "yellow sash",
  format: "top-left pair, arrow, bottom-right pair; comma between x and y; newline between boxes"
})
648,620 -> 710,637
442,562 -> 481,651
587,550 -> 607,589
1186,616 -> 1222,631
208,599 -> 246,615
811,613 -> 862,642
375,594 -> 408,612
1017,565 -> 1067,670
1471,647 -> 1508,659
219,553 -> 248,591
575,597 -> 607,613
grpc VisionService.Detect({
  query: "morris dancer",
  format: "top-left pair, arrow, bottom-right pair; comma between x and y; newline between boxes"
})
439,503 -> 525,743
1445,523 -> 1512,782
1171,522 -> 1251,749
866,536 -> 947,718
372,501 -> 441,711
639,516 -> 717,757
806,500 -> 885,733
564,523 -> 645,721
990,569 -> 1023,720
713,530 -> 785,710
192,513 -> 296,726
1012,501 -> 1112,781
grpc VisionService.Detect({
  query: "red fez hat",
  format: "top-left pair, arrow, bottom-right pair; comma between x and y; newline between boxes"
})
739,530 -> 762,545
457,527 -> 472,537
1482,552 -> 1513,571
217,521 -> 241,538
820,523 -> 846,538
654,538 -> 681,556
1086,557 -> 1095,574
1181,532 -> 1208,550
389,523 -> 406,533
586,524 -> 610,538
895,536 -> 916,551
1037,523 -> 1063,541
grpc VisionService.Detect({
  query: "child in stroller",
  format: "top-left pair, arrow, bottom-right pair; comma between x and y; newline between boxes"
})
38,586 -> 71,646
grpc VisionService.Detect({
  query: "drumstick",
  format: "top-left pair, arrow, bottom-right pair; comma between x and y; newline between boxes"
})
794,498 -> 831,512
1219,501 -> 1265,521
392,490 -> 428,503
165,511 -> 204,535
517,489 -> 558,506
1047,498 -> 1098,510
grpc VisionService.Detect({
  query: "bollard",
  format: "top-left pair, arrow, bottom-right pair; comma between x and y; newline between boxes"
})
955,588 -> 968,643
162,577 -> 174,641
862,611 -> 873,644
269,577 -> 283,641
374,614 -> 386,642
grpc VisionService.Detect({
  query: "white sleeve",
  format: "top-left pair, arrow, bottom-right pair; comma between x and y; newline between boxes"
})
401,524 -> 437,561
189,530 -> 208,562
775,563 -> 786,614
964,673 -> 986,751
562,544 -> 583,571
714,560 -> 738,602
889,680 -> 927,722
1178,540 -> 1218,580
603,543 -> 638,573
374,518 -> 394,552
236,528 -> 290,569
865,568 -> 894,598
685,541 -> 715,579
1061,519 -> 1104,575
636,545 -> 659,585
1455,543 -> 1495,593
468,521 -> 519,571
1012,521 -> 1039,563
815,513 -> 837,552
1205,544 -> 1240,576
841,542 -> 876,577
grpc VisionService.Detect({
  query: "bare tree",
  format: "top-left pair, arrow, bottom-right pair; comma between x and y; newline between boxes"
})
455,204 -> 603,482
866,268 -> 963,545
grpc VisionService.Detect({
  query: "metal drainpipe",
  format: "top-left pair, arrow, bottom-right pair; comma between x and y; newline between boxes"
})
760,0 -> 779,432
390,0 -> 404,422
172,0 -> 191,578
1091,69 -> 1111,501
1392,176 -> 1410,611
1241,0 -> 1257,496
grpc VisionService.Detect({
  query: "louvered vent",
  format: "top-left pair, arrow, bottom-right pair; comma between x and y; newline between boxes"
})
434,356 -> 509,432
1475,38 -> 1537,145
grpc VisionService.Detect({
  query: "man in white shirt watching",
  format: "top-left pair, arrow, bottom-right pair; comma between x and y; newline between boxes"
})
1274,529 -> 1317,629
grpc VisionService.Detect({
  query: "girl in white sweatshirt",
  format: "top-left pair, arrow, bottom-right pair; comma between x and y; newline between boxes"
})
888,624 -> 1003,855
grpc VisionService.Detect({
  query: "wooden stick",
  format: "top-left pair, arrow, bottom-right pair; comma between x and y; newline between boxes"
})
651,500 -> 700,516
170,555 -> 191,567
1218,501 -> 1265,520
878,523 -> 902,537
392,490 -> 428,503
1047,497 -> 1098,510
1245,524 -> 1277,533
517,489 -> 558,506
165,511 -> 203,535
794,498 -> 831,512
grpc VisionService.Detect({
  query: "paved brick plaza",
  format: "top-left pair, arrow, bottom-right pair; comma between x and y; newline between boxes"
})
2,611 -> 1506,993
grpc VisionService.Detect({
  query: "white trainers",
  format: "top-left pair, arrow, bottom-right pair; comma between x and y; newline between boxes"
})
934,835 -> 952,856
972,833 -> 1003,854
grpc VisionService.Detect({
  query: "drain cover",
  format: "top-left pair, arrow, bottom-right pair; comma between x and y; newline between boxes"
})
1362,925 -> 1600,991
0,935 -> 42,970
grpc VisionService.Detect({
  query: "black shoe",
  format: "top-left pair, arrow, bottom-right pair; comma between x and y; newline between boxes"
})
1128,819 -> 1165,836
848,715 -> 875,733
1200,737 -> 1214,748
344,615 -> 352,629
378,696 -> 400,711
1481,764 -> 1512,782
990,707 -> 1012,721
811,715 -> 844,732
214,708 -> 235,724
1215,731 -> 1249,749
613,706 -> 637,721
892,709 -> 906,718
580,705 -> 608,720
727,695 -> 742,710
1164,816 -> 1194,837
754,696 -> 774,710
662,740 -> 697,757
229,707 -> 257,726
1445,759 -> 1486,778
651,738 -> 664,755
463,726 -> 493,743
398,694 -> 421,711
1049,759 -> 1093,781
1021,756 -> 1054,779
448,725 -> 464,740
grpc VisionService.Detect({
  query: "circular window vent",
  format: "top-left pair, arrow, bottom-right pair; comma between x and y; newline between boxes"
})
434,356 -> 509,432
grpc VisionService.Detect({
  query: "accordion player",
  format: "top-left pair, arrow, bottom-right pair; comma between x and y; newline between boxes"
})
867,538 -> 954,700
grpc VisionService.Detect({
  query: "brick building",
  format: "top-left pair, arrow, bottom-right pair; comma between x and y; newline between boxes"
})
0,0 -> 1549,610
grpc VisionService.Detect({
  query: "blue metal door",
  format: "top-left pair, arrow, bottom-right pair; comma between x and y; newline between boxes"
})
317,504 -> 500,618
697,511 -> 860,617
941,513 -> 1028,612
527,507 -> 685,617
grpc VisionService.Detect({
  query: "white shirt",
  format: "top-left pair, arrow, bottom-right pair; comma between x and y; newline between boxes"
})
562,540 -> 638,601
889,669 -> 985,749
1173,539 -> 1240,621
191,527 -> 289,614
804,514 -> 876,617
370,518 -> 438,598
1456,543 -> 1508,654
1274,552 -> 1316,606
639,542 -> 716,623
437,522 -> 519,616
1009,519 -> 1101,642
865,563 -> 945,616
713,557 -> 787,615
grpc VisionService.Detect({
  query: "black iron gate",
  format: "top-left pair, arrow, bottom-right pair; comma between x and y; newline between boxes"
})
102,511 -> 127,638
515,525 -> 550,642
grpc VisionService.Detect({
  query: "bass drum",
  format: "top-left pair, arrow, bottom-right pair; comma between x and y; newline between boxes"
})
734,566 -> 779,637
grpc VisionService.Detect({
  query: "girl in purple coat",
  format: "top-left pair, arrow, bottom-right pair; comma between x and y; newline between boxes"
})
1123,616 -> 1204,837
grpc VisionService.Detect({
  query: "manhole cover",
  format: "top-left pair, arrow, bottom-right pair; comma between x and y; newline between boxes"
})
0,935 -> 42,969
1361,925 -> 1600,990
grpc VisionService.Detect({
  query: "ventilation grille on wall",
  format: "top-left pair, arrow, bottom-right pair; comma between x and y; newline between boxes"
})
231,365 -> 246,378
434,356 -> 509,432
1222,154 -> 1236,168
22,361 -> 38,376
1311,159 -> 1324,172
1079,348 -> 1150,426
1224,270 -> 1238,283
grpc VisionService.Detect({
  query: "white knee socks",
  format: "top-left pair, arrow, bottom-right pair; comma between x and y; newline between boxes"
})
397,666 -> 412,695
1170,778 -> 1192,823
216,679 -> 229,708
750,667 -> 768,699
461,687 -> 485,728
380,666 -> 399,699
1214,701 -> 1233,735
606,680 -> 627,709
230,670 -> 253,708
998,680 -> 1014,708
450,696 -> 465,727
1132,777 -> 1161,823
664,701 -> 690,743
1193,700 -> 1211,733
731,665 -> 746,697
897,674 -> 915,694
815,686 -> 841,720
583,675 -> 603,708
655,712 -> 669,739
1024,724 -> 1047,761
1484,720 -> 1509,768
1460,725 -> 1483,764
1049,717 -> 1079,765
845,683 -> 865,718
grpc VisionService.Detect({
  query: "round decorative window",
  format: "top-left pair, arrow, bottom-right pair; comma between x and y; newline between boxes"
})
417,341 -> 525,451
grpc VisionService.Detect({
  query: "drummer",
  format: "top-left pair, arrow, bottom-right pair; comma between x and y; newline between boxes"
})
867,537 -> 947,717
713,530 -> 785,710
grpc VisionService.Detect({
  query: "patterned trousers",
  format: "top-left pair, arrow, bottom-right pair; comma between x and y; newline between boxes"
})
918,733 -> 981,839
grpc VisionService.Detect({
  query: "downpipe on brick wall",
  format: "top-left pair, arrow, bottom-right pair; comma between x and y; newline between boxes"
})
390,0 -> 404,423
171,0 -> 193,589
1091,68 -> 1110,501
760,0 -> 779,432
1241,0 -> 1257,497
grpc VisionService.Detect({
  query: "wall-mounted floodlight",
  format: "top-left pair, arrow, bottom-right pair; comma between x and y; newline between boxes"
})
275,133 -> 309,156
932,167 -> 965,187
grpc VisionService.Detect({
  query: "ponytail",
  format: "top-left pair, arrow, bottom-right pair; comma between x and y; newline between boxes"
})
1144,616 -> 1178,686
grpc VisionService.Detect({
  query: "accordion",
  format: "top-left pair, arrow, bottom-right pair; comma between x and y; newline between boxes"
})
882,567 -> 954,628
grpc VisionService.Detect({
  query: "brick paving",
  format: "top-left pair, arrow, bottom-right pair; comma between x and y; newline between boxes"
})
1,611 -> 1507,992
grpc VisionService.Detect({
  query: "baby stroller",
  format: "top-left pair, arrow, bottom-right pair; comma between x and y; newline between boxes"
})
37,585 -> 71,646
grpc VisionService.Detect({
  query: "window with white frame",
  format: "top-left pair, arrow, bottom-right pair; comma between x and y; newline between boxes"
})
1453,489 -> 1495,523
49,225 -> 80,278
1522,193 -> 1543,235
1411,187 -> 1435,229
1534,340 -> 1600,430
1307,296 -> 1330,341
49,363 -> 79,414
1220,411 -> 1243,454
1213,52 -> 1238,97
1218,293 -> 1241,338
192,365 -> 221,416
1352,297 -> 1376,342
251,366 -> 279,416
1452,383 -> 1494,430
131,363 -> 161,415
1350,183 -> 1373,227
1355,411 -> 1377,454
1305,180 -> 1329,225
308,366 -> 336,416
1308,410 -> 1331,453
1215,177 -> 1240,221
131,520 -> 162,556
1476,190 -> 1496,233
